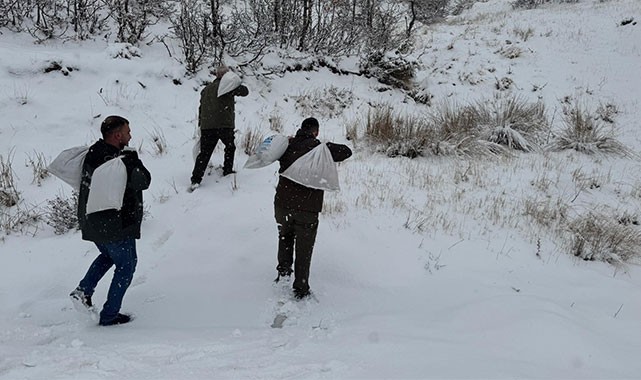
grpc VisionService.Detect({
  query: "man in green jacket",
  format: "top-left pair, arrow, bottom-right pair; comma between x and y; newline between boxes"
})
190,66 -> 249,191
274,117 -> 352,299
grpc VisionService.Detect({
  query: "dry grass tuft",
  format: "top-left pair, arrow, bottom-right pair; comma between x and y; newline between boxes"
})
568,212 -> 641,263
549,103 -> 629,156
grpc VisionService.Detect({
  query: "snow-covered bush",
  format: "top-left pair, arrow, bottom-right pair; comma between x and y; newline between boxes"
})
0,204 -> 42,237
45,193 -> 78,235
360,51 -> 418,90
107,0 -> 172,45
293,86 -> 354,119
170,0 -> 221,74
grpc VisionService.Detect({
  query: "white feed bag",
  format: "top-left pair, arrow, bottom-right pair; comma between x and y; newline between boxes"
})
47,146 -> 89,190
281,143 -> 340,191
193,136 -> 200,162
217,71 -> 242,97
86,157 -> 127,215
244,134 -> 289,169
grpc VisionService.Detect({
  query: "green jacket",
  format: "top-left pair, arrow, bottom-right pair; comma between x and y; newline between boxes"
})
198,78 -> 249,130
275,129 -> 352,213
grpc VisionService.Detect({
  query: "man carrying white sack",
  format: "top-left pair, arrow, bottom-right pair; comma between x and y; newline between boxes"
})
189,66 -> 249,191
274,117 -> 352,300
70,115 -> 151,326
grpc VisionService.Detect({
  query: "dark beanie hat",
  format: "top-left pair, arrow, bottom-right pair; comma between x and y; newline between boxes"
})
101,115 -> 129,135
301,117 -> 319,131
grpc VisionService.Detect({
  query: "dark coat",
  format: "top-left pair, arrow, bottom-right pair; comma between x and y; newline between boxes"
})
198,78 -> 249,130
274,129 -> 352,213
77,139 -> 151,243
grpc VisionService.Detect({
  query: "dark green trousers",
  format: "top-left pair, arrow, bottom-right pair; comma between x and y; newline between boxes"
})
274,205 -> 319,293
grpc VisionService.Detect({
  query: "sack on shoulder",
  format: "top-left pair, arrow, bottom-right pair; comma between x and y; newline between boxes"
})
86,157 -> 127,215
281,143 -> 340,191
47,146 -> 89,190
218,71 -> 242,97
244,134 -> 289,169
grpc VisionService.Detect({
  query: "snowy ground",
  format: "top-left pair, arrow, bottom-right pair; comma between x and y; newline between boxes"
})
1,0 -> 640,378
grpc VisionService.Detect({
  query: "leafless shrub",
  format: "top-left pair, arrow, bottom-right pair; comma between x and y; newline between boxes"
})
512,0 -> 546,9
595,102 -> 618,123
45,192 -> 79,235
106,0 -> 173,45
293,86 -> 354,119
408,86 -> 433,105
0,153 -> 20,207
502,46 -> 523,59
0,203 -> 43,237
360,51 -> 418,90
617,211 -> 639,226
242,127 -> 264,156
513,26 -> 535,41
170,0 -> 221,74
451,0 -> 477,16
513,0 -> 581,8
25,151 -> 50,186
549,103 -> 629,156
568,212 -> 641,263
495,77 -> 514,91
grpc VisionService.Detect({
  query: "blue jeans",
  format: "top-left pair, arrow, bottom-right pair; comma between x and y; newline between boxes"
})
78,238 -> 137,323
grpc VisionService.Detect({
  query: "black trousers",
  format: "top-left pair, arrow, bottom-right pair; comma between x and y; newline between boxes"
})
191,128 -> 235,184
274,205 -> 319,293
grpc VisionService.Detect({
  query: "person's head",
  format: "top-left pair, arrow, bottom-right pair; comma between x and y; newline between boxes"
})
100,115 -> 131,149
300,117 -> 319,137
216,66 -> 230,79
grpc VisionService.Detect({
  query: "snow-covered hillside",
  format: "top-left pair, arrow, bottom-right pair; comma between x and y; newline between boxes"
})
1,0 -> 640,378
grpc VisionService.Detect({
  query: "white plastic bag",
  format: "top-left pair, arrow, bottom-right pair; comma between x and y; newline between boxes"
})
86,157 -> 127,215
244,134 -> 289,169
47,146 -> 89,190
281,143 -> 340,191
193,128 -> 201,162
217,71 -> 242,97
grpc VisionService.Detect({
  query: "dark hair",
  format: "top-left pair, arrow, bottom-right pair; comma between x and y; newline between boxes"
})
101,115 -> 129,137
301,117 -> 319,133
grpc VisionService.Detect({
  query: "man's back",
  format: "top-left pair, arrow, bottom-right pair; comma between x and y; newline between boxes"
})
198,79 -> 249,130
275,129 -> 352,213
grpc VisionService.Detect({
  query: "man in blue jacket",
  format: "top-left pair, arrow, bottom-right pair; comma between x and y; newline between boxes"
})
70,115 -> 151,326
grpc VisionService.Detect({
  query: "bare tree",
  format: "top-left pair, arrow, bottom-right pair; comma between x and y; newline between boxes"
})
106,0 -> 172,45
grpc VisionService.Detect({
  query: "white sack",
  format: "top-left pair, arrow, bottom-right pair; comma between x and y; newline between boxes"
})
193,136 -> 200,162
281,143 -> 340,191
47,146 -> 89,190
86,157 -> 127,215
244,134 -> 289,169
217,71 -> 242,97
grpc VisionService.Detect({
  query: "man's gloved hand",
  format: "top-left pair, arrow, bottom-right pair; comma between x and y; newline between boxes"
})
121,148 -> 139,160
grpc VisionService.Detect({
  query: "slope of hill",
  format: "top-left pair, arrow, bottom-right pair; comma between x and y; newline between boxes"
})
1,0 -> 640,378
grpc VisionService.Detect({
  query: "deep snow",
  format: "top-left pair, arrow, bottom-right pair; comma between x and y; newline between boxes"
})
1,0 -> 640,378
